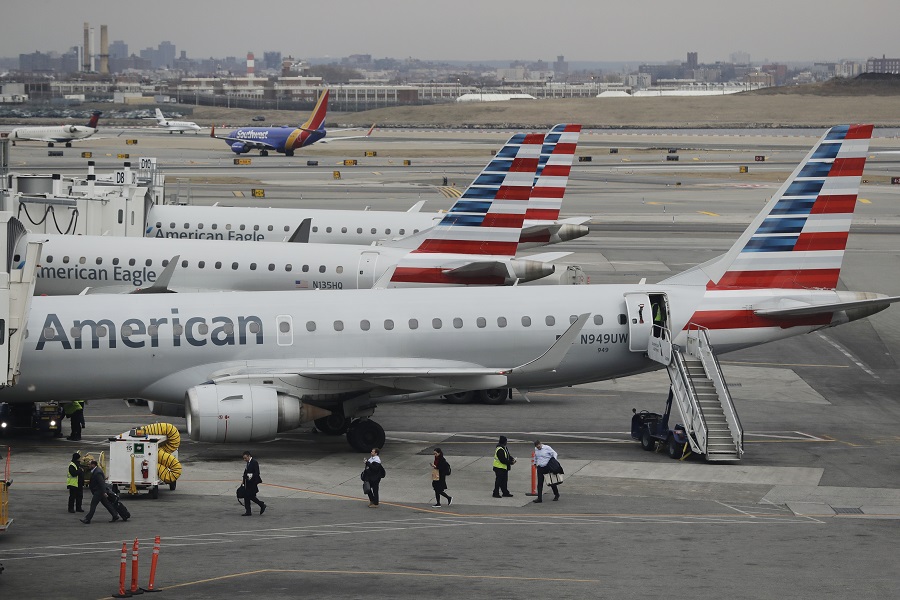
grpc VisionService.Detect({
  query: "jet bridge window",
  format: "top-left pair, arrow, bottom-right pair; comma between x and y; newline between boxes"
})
546,316 -> 555,326
306,321 -> 316,332
334,321 -> 344,331
497,317 -> 507,328
522,316 -> 532,327
476,317 -> 486,328
408,319 -> 418,330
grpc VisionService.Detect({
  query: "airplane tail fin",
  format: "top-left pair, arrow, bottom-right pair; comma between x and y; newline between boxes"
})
155,108 -> 165,124
663,124 -> 873,290
87,111 -> 101,129
526,124 -> 581,221
301,89 -> 329,131
388,132 -> 545,285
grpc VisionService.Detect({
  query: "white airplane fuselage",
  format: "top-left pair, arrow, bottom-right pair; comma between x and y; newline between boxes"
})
0,283 -> 859,406
10,125 -> 97,143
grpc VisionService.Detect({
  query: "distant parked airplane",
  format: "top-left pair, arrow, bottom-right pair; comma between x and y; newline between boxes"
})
153,108 -> 201,134
10,111 -> 101,147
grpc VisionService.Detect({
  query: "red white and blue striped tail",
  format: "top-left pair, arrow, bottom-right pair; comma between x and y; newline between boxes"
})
526,124 -> 582,222
667,124 -> 872,290
389,132 -> 544,285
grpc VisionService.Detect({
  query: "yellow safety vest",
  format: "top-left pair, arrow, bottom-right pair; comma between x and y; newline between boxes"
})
63,401 -> 84,416
493,446 -> 510,470
66,461 -> 80,487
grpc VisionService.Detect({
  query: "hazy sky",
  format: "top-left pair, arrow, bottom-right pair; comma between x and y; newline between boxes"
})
2,0 -> 897,64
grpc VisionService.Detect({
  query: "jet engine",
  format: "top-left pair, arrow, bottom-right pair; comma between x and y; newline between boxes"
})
230,142 -> 250,154
67,126 -> 79,133
509,259 -> 555,283
185,383 -> 330,443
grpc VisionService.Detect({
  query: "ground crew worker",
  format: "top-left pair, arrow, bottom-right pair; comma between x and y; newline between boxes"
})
67,452 -> 84,513
492,436 -> 515,498
63,401 -> 84,441
652,302 -> 665,338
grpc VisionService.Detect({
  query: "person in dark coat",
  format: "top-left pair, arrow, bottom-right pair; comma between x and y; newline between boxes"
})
492,436 -> 516,498
80,460 -> 118,524
430,448 -> 452,508
241,450 -> 267,516
363,448 -> 385,507
66,452 -> 84,513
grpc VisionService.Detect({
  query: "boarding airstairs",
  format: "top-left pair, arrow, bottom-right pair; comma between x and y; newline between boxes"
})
648,323 -> 743,462
0,214 -> 42,387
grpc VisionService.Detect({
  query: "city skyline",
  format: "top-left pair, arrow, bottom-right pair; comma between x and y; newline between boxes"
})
1,0 -> 896,65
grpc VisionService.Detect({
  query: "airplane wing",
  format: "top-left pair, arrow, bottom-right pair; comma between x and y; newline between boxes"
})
317,123 -> 377,143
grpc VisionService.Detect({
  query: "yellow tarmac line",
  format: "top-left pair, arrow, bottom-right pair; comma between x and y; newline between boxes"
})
698,211 -> 720,216
858,198 -> 871,204
157,568 -> 600,591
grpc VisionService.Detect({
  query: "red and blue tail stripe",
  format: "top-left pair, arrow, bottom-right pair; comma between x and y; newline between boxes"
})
526,124 -> 581,221
710,124 -> 872,290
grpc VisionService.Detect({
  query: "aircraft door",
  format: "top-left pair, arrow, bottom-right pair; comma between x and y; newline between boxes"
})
357,251 -> 379,289
276,315 -> 293,347
623,292 -> 653,352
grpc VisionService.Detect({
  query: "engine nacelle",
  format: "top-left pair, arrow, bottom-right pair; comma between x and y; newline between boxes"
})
509,259 -> 555,284
186,383 -> 328,443
230,142 -> 250,154
67,125 -> 78,133
551,223 -> 590,244
148,401 -> 186,418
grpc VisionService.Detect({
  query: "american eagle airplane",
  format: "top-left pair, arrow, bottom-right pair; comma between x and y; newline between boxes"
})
24,127 -> 579,294
153,108 -> 201,134
9,111 -> 101,147
3,125 -> 896,453
209,88 -> 374,156
146,125 -> 589,249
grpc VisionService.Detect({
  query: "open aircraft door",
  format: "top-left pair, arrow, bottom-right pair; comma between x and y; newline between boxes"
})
0,215 -> 42,387
357,251 -> 379,289
623,292 -> 653,353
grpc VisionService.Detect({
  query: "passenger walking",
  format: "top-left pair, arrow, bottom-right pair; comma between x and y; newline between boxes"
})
66,452 -> 84,513
430,448 -> 452,508
241,450 -> 267,516
492,436 -> 515,498
532,440 -> 560,503
363,448 -> 385,507
63,401 -> 84,441
80,460 -> 118,524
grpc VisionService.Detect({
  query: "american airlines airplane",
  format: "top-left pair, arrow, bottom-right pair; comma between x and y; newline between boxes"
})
25,128 -> 579,294
146,125 -> 589,249
9,111 -> 101,147
3,125 -> 896,454
153,108 -> 201,134
209,88 -> 374,156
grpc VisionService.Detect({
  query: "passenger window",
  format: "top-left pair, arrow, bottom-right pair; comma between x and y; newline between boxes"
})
360,320 -> 370,331
181,260 -> 188,268
306,321 -> 316,332
341,227 -> 347,233
169,222 -> 175,229
546,316 -> 555,326
285,264 -> 292,272
197,324 -> 209,335
476,317 -> 486,328
250,263 -> 257,270
279,321 -> 290,333
162,260 -> 168,267
336,266 -> 343,274
618,314 -> 627,325
371,228 -> 377,234
319,265 -> 326,273
232,262 -> 239,270
128,258 -> 136,266
267,225 -> 273,231
155,222 -> 161,228
326,227 -> 332,233
253,225 -> 259,231
302,265 -> 309,273
198,223 -> 204,229
284,226 -> 290,232
497,317 -> 507,328
215,262 -> 222,269
413,229 -> 420,234
95,257 -> 102,265
385,229 -> 391,235
453,318 -> 463,329
211,224 -> 218,230
357,228 -> 363,234
399,229 -> 405,235
247,322 -> 260,334
334,321 -> 344,332
408,319 -> 418,330
432,318 -> 442,329
226,224 -> 232,230
593,315 -> 603,325
112,258 -> 119,266
63,256 -> 70,264
45,255 -> 52,263
522,316 -> 532,327
384,319 -> 394,331
183,223 -> 189,229
239,224 -> 246,231
198,261 -> 205,268
79,256 -> 86,265
570,315 -> 578,324
146,259 -> 153,267
268,264 -> 275,271
68,328 -> 81,339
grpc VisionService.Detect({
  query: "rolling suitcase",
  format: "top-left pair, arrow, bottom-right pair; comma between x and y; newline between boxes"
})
114,500 -> 130,521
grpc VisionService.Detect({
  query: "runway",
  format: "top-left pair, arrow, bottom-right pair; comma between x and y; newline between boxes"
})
1,128 -> 899,599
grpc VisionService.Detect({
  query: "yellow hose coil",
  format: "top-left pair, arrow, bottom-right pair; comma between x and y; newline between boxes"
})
157,449 -> 182,484
142,422 -> 181,453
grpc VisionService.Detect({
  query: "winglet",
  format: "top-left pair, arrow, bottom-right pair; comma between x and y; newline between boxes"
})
510,313 -> 590,374
365,123 -> 376,137
133,254 -> 180,294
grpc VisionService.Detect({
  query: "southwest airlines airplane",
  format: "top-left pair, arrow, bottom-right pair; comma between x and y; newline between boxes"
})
209,88 -> 374,156
3,125 -> 896,454
9,111 -> 101,147
25,127 -> 580,294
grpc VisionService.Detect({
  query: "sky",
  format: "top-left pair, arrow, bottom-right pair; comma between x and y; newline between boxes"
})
2,0 -> 897,65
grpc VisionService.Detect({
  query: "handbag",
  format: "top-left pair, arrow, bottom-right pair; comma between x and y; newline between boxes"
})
547,472 -> 565,485
236,484 -> 246,499
363,481 -> 371,494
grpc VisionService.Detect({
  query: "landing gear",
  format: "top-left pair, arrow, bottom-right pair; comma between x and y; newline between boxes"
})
47,142 -> 55,148
260,150 -> 269,157
65,142 -> 72,148
346,419 -> 385,453
443,391 -> 475,404
315,414 -> 352,436
284,149 -> 294,157
479,389 -> 509,405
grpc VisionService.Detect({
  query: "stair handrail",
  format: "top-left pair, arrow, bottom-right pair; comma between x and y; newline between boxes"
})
689,323 -> 744,458
669,349 -> 708,454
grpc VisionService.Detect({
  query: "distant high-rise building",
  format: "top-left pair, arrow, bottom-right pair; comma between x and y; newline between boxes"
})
109,40 -> 128,60
686,52 -> 698,69
158,41 -> 176,69
553,55 -> 569,76
730,51 -> 751,65
263,51 -> 282,70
